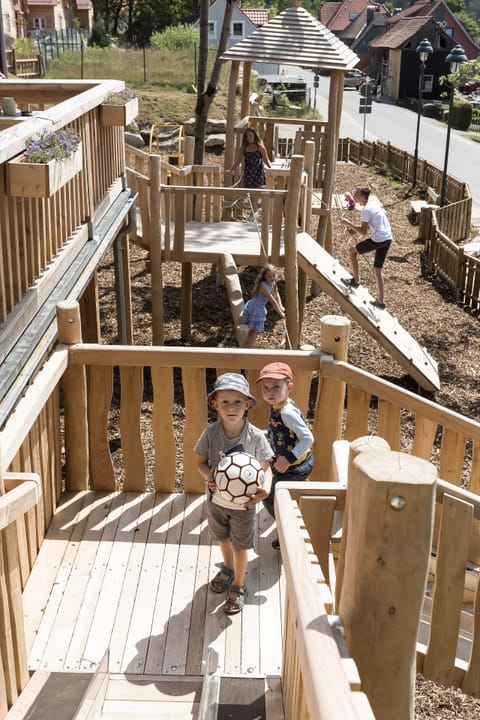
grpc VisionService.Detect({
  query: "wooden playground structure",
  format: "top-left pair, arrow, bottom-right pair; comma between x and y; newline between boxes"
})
1,5 -> 480,718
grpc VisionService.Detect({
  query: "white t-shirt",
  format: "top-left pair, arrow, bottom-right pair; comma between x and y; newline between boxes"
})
361,196 -> 392,243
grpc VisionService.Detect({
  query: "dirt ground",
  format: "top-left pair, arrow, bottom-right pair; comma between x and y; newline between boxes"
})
97,159 -> 480,718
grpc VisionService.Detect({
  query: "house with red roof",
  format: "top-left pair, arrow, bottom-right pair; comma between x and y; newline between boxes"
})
320,0 -> 386,33
388,0 -> 479,59
369,16 -> 457,100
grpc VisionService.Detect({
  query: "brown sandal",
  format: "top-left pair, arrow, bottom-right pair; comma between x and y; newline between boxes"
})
210,565 -> 234,593
223,585 -> 247,614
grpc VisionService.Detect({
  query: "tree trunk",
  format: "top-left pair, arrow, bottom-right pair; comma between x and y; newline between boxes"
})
194,0 -> 235,165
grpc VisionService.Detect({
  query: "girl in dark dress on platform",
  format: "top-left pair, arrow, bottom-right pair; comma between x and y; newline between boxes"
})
228,127 -> 271,218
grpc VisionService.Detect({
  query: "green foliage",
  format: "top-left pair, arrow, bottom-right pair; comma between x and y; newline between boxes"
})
456,10 -> 480,43
150,24 -> 199,51
15,37 -> 38,58
439,58 -> 480,89
450,100 -> 473,130
89,20 -> 111,48
104,87 -> 138,105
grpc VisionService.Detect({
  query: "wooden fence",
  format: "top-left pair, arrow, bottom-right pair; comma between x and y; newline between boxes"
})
337,136 -> 477,307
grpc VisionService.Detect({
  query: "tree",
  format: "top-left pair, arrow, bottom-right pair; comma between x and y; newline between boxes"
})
193,0 -> 234,164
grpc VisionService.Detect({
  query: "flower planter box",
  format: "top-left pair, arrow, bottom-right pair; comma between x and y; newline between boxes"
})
6,143 -> 83,198
100,97 -> 139,127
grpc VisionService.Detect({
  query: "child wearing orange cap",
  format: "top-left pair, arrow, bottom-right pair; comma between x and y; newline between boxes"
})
256,362 -> 314,549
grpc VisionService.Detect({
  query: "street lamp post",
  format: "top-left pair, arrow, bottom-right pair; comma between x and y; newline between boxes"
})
440,44 -> 467,207
412,38 -> 433,187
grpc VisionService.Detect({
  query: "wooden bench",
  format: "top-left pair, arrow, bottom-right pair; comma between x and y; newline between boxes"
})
409,186 -> 440,225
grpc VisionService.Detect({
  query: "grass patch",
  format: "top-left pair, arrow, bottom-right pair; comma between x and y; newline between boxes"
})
46,46 -> 230,126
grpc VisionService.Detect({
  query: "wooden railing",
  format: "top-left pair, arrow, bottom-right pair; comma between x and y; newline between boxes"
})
2,320 -> 480,716
0,79 -> 137,426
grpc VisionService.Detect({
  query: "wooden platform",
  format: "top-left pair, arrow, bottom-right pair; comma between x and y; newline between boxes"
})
21,492 -> 285,715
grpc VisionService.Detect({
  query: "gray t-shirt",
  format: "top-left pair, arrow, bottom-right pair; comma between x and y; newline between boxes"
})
194,419 -> 273,470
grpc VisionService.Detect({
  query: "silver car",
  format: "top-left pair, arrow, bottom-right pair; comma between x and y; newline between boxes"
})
343,69 -> 365,90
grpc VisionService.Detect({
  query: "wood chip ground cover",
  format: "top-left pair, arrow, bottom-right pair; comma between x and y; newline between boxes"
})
97,159 -> 480,719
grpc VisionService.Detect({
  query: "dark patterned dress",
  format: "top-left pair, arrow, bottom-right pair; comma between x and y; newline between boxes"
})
243,149 -> 266,188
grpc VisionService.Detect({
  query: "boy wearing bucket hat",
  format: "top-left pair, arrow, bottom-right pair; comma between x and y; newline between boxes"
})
257,362 -> 314,549
194,373 -> 273,614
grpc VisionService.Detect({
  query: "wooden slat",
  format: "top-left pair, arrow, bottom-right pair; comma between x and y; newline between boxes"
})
88,365 -> 115,491
344,386 -> 370,442
182,368 -> 207,494
412,415 -> 437,460
439,428 -> 467,487
423,494 -> 473,684
144,493 -> 187,674
161,495 -> 204,675
151,367 -> 176,492
64,493 -> 128,671
36,493 -> 123,672
377,399 -> 401,451
106,492 -> 158,673
119,366 -> 145,492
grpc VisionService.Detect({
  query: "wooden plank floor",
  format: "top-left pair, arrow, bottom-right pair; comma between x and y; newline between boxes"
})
23,492 -> 285,681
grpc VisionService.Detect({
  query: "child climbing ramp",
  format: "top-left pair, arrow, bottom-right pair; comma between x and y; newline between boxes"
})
241,264 -> 285,349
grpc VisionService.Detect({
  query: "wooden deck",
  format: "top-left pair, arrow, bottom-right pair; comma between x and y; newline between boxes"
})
21,491 -> 285,716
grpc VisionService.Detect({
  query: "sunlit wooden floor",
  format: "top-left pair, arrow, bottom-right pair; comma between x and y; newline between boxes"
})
23,492 -> 285,682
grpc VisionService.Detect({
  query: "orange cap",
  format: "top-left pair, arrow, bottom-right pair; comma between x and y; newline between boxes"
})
256,362 -> 293,382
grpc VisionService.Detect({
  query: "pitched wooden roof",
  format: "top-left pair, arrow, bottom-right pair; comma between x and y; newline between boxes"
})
370,16 -> 430,48
220,5 -> 359,71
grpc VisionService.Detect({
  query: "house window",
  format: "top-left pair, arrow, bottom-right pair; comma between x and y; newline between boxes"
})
423,74 -> 433,93
33,17 -> 46,30
3,13 -> 11,33
232,21 -> 244,37
208,21 -> 216,39
349,12 -> 359,20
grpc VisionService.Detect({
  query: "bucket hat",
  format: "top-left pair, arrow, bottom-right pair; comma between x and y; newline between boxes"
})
208,373 -> 257,404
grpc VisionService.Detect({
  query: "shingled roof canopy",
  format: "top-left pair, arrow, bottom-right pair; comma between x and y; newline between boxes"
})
220,6 -> 359,72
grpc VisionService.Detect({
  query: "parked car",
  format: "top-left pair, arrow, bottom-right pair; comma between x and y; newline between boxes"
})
343,69 -> 365,90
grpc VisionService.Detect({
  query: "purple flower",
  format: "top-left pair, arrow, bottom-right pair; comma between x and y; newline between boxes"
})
24,128 -> 81,164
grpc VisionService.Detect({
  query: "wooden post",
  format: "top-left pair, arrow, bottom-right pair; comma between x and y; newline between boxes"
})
241,61 -> 252,119
184,135 -> 195,167
56,301 -> 89,490
150,154 -> 164,345
317,70 -> 342,254
339,450 -> 437,720
335,434 -> 391,611
224,61 -> 240,183
284,155 -> 304,349
313,315 -> 350,481
181,263 -> 193,342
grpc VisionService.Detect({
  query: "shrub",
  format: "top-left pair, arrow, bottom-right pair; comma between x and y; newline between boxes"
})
15,37 -> 38,58
89,20 -> 110,48
150,25 -> 199,51
450,100 -> 472,131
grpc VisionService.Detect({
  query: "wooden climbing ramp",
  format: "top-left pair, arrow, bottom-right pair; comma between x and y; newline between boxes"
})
297,232 -> 440,392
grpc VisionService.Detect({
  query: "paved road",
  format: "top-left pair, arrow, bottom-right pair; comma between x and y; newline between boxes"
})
283,68 -> 480,227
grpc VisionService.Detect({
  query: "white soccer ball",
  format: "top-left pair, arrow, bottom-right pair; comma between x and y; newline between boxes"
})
213,452 -> 265,507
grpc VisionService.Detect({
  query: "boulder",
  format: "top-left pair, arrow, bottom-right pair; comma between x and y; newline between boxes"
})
125,131 -> 146,149
183,117 -> 227,136
205,134 -> 225,149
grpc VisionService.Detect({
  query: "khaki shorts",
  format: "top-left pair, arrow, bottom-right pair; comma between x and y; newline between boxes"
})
206,496 -> 256,550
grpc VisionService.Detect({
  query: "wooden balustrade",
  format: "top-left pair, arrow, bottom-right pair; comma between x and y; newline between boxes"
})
0,319 -> 479,714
